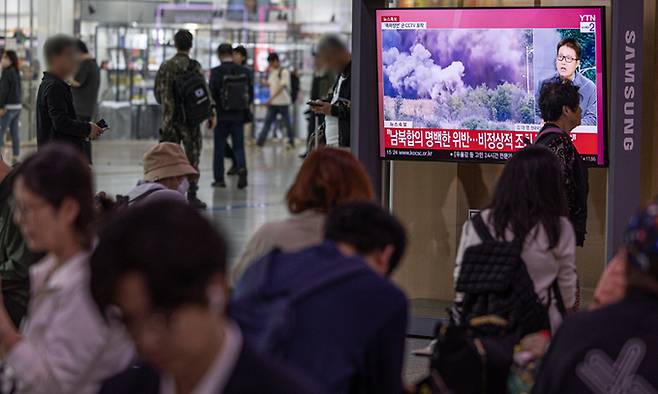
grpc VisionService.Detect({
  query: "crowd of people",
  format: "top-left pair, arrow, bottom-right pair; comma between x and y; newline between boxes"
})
0,28 -> 653,394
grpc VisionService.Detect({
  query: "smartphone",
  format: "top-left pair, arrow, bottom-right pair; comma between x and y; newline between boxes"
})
96,119 -> 109,130
306,101 -> 323,107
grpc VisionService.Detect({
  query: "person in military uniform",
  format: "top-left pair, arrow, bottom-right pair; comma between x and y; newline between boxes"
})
155,29 -> 216,209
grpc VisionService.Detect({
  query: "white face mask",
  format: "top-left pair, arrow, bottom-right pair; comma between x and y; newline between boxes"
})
177,177 -> 190,195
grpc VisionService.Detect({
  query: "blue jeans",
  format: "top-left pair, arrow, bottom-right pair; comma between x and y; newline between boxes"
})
257,105 -> 294,146
0,109 -> 20,157
214,121 -> 246,182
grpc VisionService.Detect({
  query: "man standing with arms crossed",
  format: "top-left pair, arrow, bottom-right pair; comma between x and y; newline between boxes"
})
155,29 -> 216,209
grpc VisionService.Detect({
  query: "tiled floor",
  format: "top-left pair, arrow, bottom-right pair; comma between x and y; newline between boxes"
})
90,139 -> 301,267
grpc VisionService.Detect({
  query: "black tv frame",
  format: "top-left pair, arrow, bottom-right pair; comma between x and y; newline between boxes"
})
375,6 -> 608,168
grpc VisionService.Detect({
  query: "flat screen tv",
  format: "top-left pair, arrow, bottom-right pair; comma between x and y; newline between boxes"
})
376,7 -> 607,166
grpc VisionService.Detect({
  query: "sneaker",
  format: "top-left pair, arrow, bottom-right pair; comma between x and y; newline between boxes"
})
285,142 -> 295,150
237,169 -> 248,189
187,195 -> 207,210
212,180 -> 227,188
227,166 -> 239,176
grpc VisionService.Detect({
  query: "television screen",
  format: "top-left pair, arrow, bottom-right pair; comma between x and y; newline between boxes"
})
376,7 -> 606,165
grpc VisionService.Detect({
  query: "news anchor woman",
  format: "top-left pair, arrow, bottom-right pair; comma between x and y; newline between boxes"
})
535,38 -> 597,126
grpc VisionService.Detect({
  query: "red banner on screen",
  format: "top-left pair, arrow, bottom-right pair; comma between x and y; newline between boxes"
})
383,128 -> 598,155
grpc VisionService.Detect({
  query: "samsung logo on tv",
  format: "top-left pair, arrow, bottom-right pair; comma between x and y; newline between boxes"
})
623,30 -> 637,151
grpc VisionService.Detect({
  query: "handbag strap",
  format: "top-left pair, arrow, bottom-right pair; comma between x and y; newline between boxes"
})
471,214 -> 494,242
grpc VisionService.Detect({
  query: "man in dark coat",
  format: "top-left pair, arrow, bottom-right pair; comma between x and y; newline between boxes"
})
36,35 -> 103,163
209,43 -> 252,189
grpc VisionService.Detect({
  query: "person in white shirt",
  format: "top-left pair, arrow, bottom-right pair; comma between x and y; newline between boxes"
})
0,144 -> 133,394
92,201 -> 321,394
256,52 -> 295,149
454,145 -> 578,333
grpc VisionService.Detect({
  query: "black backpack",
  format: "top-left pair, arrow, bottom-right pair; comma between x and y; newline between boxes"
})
279,68 -> 300,102
220,70 -> 250,111
454,214 -> 563,339
173,61 -> 212,126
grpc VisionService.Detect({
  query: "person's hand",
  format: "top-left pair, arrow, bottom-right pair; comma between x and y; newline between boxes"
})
88,122 -> 103,140
207,115 -> 217,131
0,108 -> 6,118
310,101 -> 332,116
519,332 -> 551,359
265,98 -> 273,106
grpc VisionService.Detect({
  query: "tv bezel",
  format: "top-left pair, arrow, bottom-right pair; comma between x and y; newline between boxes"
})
374,5 -> 608,168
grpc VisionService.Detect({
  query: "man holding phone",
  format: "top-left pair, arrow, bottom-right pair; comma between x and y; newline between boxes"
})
36,35 -> 103,163
309,35 -> 352,148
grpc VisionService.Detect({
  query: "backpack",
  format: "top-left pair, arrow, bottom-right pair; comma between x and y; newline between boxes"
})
454,214 -> 558,339
173,61 -> 212,126
414,320 -> 516,394
279,68 -> 300,102
228,250 -> 370,358
220,70 -> 250,111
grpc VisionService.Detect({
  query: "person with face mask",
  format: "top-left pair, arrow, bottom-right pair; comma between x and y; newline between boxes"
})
535,38 -> 597,126
124,142 -> 198,207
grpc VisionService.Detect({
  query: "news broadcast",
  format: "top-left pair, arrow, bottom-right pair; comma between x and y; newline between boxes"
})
376,7 -> 606,165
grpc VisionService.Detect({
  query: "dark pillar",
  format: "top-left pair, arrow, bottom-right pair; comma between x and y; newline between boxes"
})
352,0 -> 386,200
606,0 -> 644,260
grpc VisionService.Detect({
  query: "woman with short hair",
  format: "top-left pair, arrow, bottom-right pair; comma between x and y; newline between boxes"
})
231,148 -> 374,284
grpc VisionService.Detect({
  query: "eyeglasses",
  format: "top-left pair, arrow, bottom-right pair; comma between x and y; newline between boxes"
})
557,55 -> 579,63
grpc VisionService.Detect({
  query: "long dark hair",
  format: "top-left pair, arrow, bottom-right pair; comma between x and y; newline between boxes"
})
16,144 -> 95,248
488,145 -> 567,249
3,50 -> 19,69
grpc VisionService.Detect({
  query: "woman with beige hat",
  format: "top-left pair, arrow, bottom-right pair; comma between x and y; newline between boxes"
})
125,142 -> 200,207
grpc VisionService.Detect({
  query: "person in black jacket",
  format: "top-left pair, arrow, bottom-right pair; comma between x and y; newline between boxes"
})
536,80 -> 588,247
91,201 -> 322,394
532,200 -> 658,394
310,35 -> 351,148
36,35 -> 103,162
0,50 -> 22,160
209,43 -> 252,189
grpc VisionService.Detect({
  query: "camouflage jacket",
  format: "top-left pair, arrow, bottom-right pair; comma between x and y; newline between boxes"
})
154,53 -> 214,131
